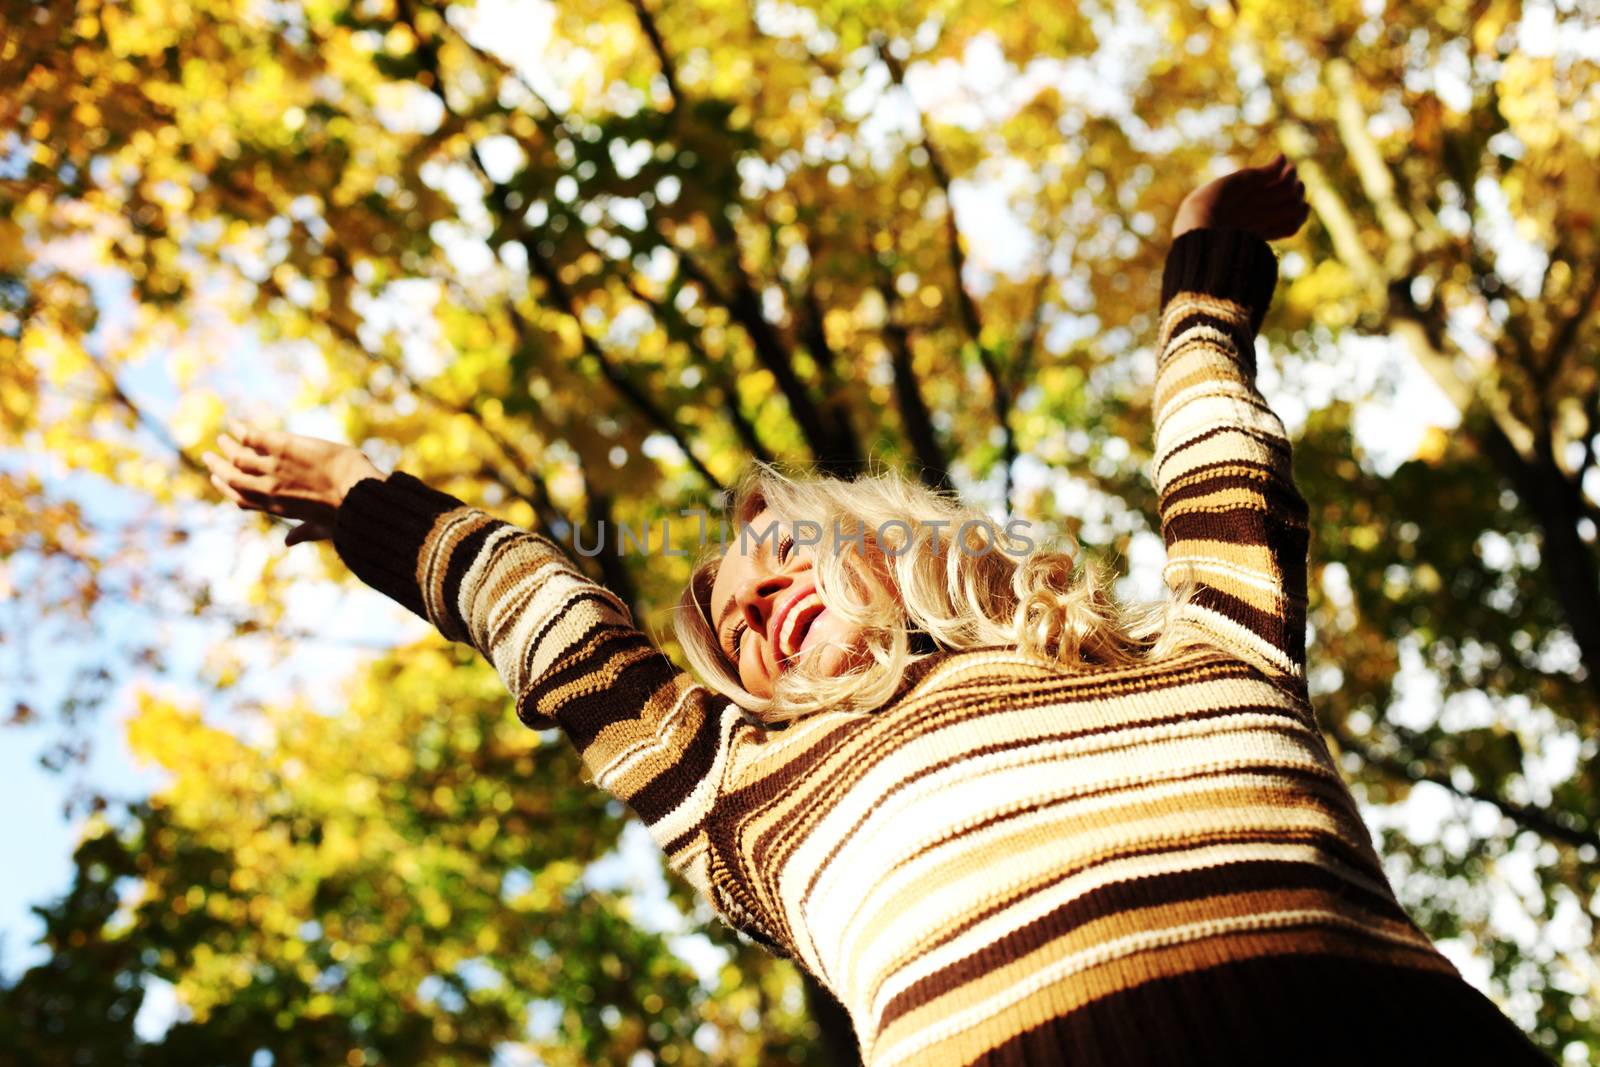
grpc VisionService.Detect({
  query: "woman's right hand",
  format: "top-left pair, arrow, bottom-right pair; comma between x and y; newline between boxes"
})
1171,154 -> 1310,242
202,422 -> 383,545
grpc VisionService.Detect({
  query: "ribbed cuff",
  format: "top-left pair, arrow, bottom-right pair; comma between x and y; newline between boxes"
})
333,471 -> 467,624
1161,228 -> 1280,335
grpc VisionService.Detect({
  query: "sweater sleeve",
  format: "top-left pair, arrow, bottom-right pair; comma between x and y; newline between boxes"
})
331,471 -> 748,907
1151,228 -> 1310,691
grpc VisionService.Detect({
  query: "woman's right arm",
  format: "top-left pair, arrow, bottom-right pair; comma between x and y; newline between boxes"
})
328,471 -> 749,905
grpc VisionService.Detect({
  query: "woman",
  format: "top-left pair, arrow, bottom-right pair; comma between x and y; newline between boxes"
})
204,158 -> 1549,1065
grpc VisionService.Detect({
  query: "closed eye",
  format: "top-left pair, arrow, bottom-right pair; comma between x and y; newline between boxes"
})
725,618 -> 748,664
722,533 -> 794,664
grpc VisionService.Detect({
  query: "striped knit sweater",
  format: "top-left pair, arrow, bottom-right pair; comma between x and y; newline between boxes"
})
333,229 -> 1547,1065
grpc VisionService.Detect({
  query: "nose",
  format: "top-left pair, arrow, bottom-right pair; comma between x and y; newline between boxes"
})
736,572 -> 793,639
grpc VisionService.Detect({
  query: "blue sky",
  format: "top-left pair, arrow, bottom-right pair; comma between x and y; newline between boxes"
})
0,249 -> 432,980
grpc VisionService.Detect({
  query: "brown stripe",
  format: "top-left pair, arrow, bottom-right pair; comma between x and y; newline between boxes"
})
436,515 -> 503,645
842,767 -> 1384,995
1161,309 -> 1253,355
420,509 -> 498,640
613,683 -> 727,824
972,950 -> 1546,1067
1169,584 -> 1302,655
1160,465 -> 1306,513
515,592 -> 635,713
1153,376 -> 1280,430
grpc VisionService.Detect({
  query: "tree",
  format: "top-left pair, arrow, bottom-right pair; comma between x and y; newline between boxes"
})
2,0 -> 1594,1059
1,648 -> 822,1065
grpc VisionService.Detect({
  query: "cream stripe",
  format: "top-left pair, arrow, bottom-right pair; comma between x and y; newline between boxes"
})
1156,394 -> 1289,452
669,842 -> 713,903
780,682 -> 1299,911
786,678 -> 1320,874
808,710 -> 1329,927
424,509 -> 490,639
1159,291 -> 1250,332
1168,609 -> 1302,681
1161,550 -> 1287,614
590,683 -> 696,788
1157,321 -> 1247,364
491,578 -> 631,692
727,706 -> 865,781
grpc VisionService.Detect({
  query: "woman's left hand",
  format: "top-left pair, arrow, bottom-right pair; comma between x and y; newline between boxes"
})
202,422 -> 383,545
1172,153 -> 1310,242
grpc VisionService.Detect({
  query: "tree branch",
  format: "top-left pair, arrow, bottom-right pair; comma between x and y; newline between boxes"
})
455,0 -> 860,477
622,0 -> 861,474
1382,281 -> 1600,708
1328,721 -> 1600,853
1324,58 -> 1417,275
620,275 -> 774,467
1543,260 -> 1600,388
396,1 -> 724,493
519,234 -> 725,492
1386,277 -> 1538,460
284,259 -> 572,538
675,247 -> 863,475
877,40 -> 983,343
86,355 -> 207,476
875,276 -> 953,492
997,263 -> 1056,508
876,36 -> 1017,503
579,484 -> 642,626
626,0 -> 681,105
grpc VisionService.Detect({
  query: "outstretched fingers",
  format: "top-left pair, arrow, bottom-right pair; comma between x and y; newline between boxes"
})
229,420 -> 286,454
1174,154 -> 1311,243
216,432 -> 272,475
1244,153 -> 1289,182
202,449 -> 282,514
1234,155 -> 1301,205
207,468 -> 253,509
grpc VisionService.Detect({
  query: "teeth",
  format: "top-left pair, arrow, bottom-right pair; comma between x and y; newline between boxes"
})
779,593 -> 821,657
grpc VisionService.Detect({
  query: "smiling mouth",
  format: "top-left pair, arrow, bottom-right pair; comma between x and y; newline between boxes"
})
776,591 -> 826,663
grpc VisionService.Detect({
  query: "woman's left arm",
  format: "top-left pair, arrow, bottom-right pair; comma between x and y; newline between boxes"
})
1152,156 -> 1314,691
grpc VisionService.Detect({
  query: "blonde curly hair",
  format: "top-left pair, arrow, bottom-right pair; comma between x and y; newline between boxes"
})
675,462 -> 1212,723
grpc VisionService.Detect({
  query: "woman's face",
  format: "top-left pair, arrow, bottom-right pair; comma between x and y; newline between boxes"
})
706,508 -> 872,698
